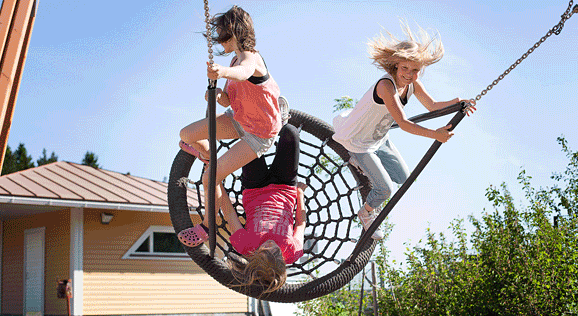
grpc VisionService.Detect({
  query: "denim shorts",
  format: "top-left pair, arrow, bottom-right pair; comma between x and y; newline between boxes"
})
224,109 -> 275,158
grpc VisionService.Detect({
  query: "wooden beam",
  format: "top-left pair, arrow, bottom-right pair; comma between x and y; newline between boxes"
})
0,0 -> 37,170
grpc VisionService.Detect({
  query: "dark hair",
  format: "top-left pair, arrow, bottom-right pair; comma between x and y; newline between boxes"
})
209,6 -> 257,55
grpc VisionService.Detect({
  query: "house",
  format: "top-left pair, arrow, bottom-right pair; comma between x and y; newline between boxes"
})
0,161 -> 254,315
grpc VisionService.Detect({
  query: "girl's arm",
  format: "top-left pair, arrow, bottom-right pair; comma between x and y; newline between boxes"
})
293,184 -> 307,241
217,89 -> 230,107
205,88 -> 231,107
217,183 -> 244,234
207,51 -> 261,82
219,81 -> 230,107
377,79 -> 453,143
414,79 -> 476,115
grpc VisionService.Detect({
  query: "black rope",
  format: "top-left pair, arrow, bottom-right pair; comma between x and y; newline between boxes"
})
206,81 -> 217,258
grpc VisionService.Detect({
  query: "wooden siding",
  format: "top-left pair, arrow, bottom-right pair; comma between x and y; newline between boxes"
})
83,273 -> 248,315
44,211 -> 70,315
1,210 -> 70,315
82,209 -> 247,314
1,215 -> 23,314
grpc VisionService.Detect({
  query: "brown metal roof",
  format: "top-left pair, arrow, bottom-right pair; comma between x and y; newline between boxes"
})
0,161 -> 200,208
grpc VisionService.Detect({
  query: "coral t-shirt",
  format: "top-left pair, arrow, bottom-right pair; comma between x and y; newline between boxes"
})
229,184 -> 304,264
225,55 -> 281,139
226,76 -> 281,139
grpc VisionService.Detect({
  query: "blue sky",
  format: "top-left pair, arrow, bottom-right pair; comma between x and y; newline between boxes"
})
10,0 -> 578,312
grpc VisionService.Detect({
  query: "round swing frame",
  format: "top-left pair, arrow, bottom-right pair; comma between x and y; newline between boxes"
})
168,109 -> 377,303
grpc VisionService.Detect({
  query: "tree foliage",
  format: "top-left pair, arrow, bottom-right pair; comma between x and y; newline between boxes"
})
37,148 -> 58,166
333,96 -> 356,112
2,143 -> 35,175
2,143 -> 103,175
314,96 -> 357,176
298,137 -> 578,315
81,151 -> 101,169
1,145 -> 16,175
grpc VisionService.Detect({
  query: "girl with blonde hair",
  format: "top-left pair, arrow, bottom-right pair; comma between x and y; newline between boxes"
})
179,124 -> 306,295
333,22 -> 475,240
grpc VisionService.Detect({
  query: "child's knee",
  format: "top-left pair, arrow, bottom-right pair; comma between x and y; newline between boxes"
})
373,185 -> 393,204
396,171 -> 409,184
279,124 -> 299,145
282,123 -> 298,135
202,168 -> 227,188
179,127 -> 190,141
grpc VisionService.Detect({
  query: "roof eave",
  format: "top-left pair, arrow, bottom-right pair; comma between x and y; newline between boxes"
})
0,195 -> 172,212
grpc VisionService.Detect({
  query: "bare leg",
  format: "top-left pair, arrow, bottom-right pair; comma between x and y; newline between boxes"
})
202,140 -> 257,221
203,183 -> 244,234
180,113 -> 240,158
183,113 -> 257,225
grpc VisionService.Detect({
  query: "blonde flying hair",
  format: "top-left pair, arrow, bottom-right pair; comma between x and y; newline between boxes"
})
369,20 -> 444,77
228,243 -> 287,298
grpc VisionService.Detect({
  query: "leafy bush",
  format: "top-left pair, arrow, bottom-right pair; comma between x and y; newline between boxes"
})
298,137 -> 578,316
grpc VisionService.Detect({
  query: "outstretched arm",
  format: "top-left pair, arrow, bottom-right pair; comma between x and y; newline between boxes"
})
413,79 -> 476,116
217,183 -> 244,234
377,79 -> 454,143
206,51 -> 260,82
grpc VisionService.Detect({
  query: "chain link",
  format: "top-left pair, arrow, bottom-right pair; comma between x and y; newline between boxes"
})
203,0 -> 214,65
203,0 -> 217,89
471,1 -> 576,104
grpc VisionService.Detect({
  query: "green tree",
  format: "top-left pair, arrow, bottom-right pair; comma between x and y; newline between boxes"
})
314,96 -> 358,176
2,143 -> 35,175
36,148 -> 58,166
14,143 -> 35,171
2,144 -> 59,175
1,145 -> 17,175
333,96 -> 356,112
82,151 -> 100,168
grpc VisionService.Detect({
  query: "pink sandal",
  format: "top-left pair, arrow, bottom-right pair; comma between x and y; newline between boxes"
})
179,141 -> 210,164
178,224 -> 209,247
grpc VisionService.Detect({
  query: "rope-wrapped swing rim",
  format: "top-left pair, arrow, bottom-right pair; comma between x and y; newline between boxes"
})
168,109 -> 377,303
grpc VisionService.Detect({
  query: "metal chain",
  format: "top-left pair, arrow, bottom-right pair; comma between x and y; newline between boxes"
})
203,0 -> 214,66
471,1 -> 577,104
203,0 -> 216,89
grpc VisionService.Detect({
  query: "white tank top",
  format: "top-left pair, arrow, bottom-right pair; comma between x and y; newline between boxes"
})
332,73 -> 414,153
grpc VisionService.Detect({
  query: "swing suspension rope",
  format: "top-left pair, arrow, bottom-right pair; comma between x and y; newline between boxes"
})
395,1 -> 578,129
349,0 -> 578,263
203,0 -> 218,257
472,0 -> 577,104
203,0 -> 214,72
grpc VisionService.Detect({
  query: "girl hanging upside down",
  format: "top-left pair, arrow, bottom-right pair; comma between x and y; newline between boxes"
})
332,21 -> 476,240
178,124 -> 306,295
179,5 -> 289,222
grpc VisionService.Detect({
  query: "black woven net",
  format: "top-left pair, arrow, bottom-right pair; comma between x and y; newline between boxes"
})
169,109 -> 375,302
183,109 -> 371,278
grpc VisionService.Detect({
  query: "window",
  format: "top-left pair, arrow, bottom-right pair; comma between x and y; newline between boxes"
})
122,226 -> 189,260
